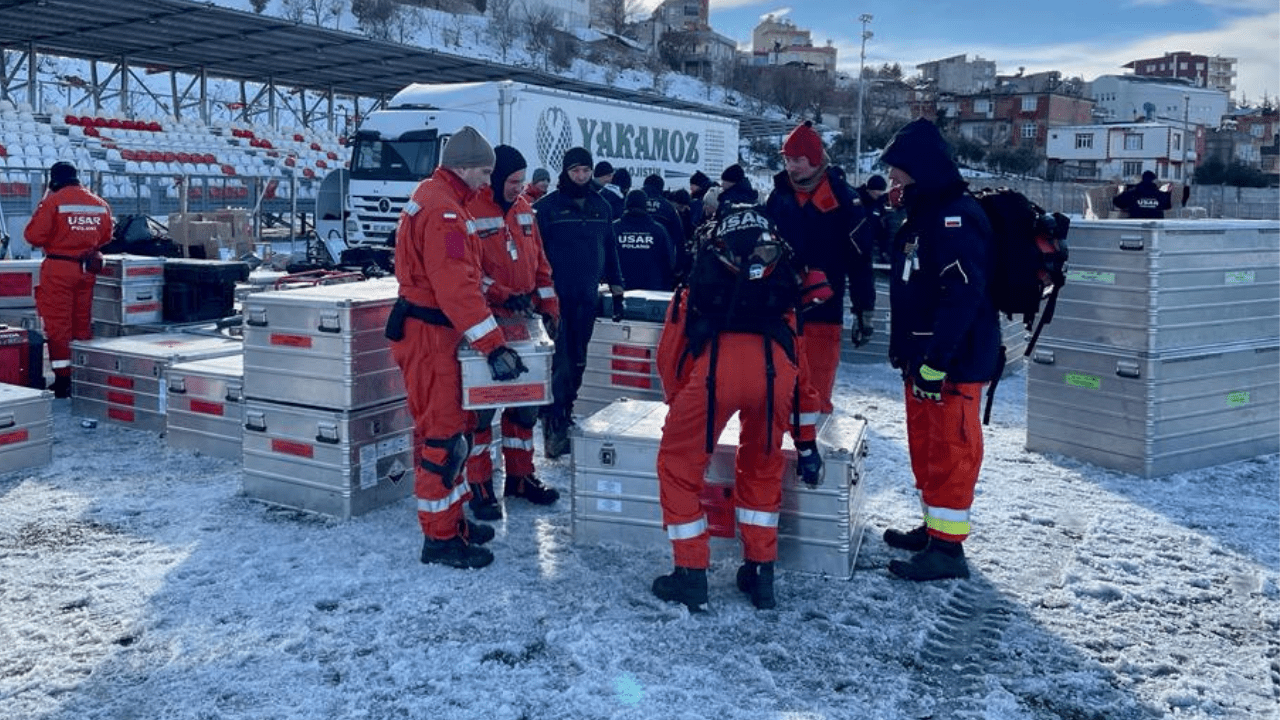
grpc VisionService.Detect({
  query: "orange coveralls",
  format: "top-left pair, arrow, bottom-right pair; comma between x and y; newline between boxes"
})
392,168 -> 506,541
23,185 -> 113,380
654,291 -> 821,569
463,188 -> 559,482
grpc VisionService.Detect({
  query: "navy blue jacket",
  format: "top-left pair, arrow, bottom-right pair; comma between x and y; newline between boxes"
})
879,118 -> 1000,383
534,185 -> 624,304
765,165 -> 873,325
613,208 -> 676,291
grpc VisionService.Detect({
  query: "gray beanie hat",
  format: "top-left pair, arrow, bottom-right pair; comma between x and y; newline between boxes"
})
441,126 -> 495,169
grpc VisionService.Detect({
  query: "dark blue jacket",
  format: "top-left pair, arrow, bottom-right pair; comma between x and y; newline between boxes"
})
765,165 -> 872,325
534,184 -> 624,303
718,177 -> 758,211
613,208 -> 676,291
879,118 -> 1000,383
1113,178 -> 1171,219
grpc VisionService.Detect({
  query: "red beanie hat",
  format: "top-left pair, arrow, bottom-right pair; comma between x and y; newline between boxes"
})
781,120 -> 824,166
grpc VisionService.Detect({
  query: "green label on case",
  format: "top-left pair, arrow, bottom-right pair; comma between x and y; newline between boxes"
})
1227,391 -> 1250,407
1066,373 -> 1100,390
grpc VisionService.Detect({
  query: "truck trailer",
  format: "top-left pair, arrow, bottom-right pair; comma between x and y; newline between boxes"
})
319,80 -> 740,254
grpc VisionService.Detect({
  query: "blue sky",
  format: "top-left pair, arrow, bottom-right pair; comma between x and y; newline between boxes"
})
698,0 -> 1279,105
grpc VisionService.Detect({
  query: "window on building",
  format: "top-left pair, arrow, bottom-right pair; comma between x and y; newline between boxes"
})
1123,161 -> 1144,177
1160,165 -> 1169,179
1021,96 -> 1038,112
1175,165 -> 1183,180
1124,133 -> 1143,151
1075,133 -> 1093,149
973,99 -> 990,113
1022,123 -> 1038,139
1251,125 -> 1265,138
1173,134 -> 1181,151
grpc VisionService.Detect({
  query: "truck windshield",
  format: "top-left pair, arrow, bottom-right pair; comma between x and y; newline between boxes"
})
350,130 -> 440,182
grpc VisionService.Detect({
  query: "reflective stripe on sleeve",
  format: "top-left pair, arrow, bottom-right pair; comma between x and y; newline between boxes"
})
473,216 -> 504,232
797,412 -> 820,427
469,441 -> 490,457
58,204 -> 108,214
537,286 -> 556,299
516,213 -> 534,225
666,516 -> 707,541
735,507 -> 779,528
51,359 -> 72,369
482,276 -> 496,291
416,481 -> 470,514
404,200 -> 421,216
464,316 -> 499,344
925,505 -> 970,537
501,437 -> 533,452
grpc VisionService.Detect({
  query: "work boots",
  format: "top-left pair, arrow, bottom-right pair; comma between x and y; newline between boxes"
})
736,560 -> 777,610
888,537 -> 970,581
505,474 -> 560,505
420,535 -> 493,569
883,524 -> 929,553
651,566 -> 708,611
468,480 -> 503,521
49,375 -> 71,399
461,518 -> 495,546
542,415 -> 571,459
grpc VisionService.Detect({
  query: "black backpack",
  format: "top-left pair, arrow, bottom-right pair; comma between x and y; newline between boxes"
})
971,187 -> 1070,422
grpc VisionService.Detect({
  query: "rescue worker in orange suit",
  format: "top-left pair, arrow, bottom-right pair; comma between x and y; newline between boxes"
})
386,126 -> 529,569
765,121 -> 874,413
650,206 -> 824,611
24,161 -> 112,398
879,118 -> 1001,581
463,145 -> 562,521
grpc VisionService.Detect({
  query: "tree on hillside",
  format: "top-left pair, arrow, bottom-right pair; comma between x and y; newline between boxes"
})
279,0 -> 344,28
250,0 -> 269,12
595,0 -> 646,36
353,0 -> 425,42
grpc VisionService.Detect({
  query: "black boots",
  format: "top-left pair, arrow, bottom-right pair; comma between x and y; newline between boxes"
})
505,474 -> 560,505
49,375 -> 71,399
468,480 -> 503,521
651,567 -> 708,611
883,524 -> 929,553
888,537 -> 970,581
420,519 -> 495,569
736,560 -> 776,610
542,415 -> 571,459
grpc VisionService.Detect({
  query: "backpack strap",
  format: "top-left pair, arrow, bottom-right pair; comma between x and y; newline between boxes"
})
983,344 -> 1007,425
704,333 -> 720,454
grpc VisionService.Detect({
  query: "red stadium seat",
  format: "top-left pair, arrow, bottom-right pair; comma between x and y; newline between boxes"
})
65,115 -> 80,126
78,116 -> 94,127
106,118 -> 122,129
147,121 -> 162,132
316,159 -> 327,169
84,126 -> 100,137
293,133 -> 304,142
283,157 -> 296,167
162,152 -> 177,163
221,164 -> 236,175
0,144 -> 6,158
302,168 -> 315,178
309,142 -> 321,151
327,151 -> 337,160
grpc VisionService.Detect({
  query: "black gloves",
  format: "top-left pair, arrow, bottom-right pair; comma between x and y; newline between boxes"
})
486,346 -> 528,382
502,292 -> 535,315
911,364 -> 945,402
851,310 -> 873,348
611,293 -> 625,323
796,440 -> 824,487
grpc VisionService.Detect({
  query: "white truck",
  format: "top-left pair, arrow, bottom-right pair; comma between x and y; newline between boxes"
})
316,80 -> 740,258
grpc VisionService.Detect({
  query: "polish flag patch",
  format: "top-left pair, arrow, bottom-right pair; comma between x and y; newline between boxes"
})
944,216 -> 962,228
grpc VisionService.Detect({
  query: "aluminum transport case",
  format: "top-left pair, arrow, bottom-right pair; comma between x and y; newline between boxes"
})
0,383 -> 53,474
241,278 -> 404,410
0,259 -> 41,309
1026,338 -> 1280,477
458,316 -> 553,411
241,397 -> 414,520
571,398 -> 868,578
1044,220 -> 1279,353
92,254 -> 166,326
577,319 -> 665,417
70,333 -> 243,432
166,354 -> 245,460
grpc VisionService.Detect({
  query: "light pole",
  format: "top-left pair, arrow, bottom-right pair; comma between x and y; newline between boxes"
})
854,14 -> 873,187
1181,93 -> 1191,217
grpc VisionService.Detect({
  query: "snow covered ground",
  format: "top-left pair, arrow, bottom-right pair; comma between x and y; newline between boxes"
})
1,360 -> 1276,720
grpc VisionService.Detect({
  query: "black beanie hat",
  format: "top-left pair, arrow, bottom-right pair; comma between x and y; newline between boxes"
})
671,188 -> 691,205
490,145 -> 528,194
593,160 -> 614,178
866,174 -> 887,191
1142,170 -> 1157,182
720,164 -> 745,184
48,161 -> 79,191
643,174 -> 664,192
562,146 -> 593,173
625,188 -> 648,211
531,167 -> 550,184
690,170 -> 711,190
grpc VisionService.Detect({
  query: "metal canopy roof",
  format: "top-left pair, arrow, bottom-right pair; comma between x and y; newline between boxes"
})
0,0 -> 795,138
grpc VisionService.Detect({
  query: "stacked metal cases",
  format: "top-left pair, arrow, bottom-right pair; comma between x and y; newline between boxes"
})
92,254 -> 166,335
0,382 -> 53,474
162,259 -> 249,323
165,354 -> 245,460
841,274 -> 1028,376
577,319 -> 666,417
457,316 -> 554,410
0,259 -> 41,309
1027,220 -> 1280,477
70,333 -> 243,433
240,277 -> 413,518
571,398 -> 867,578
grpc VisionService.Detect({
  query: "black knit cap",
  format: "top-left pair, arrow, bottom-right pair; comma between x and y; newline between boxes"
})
613,168 -> 632,193
690,170 -> 712,190
625,188 -> 648,211
593,161 -> 614,178
720,163 -> 745,184
48,161 -> 79,191
562,146 -> 593,173
866,174 -> 887,191
643,173 -> 664,192
490,145 -> 527,193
